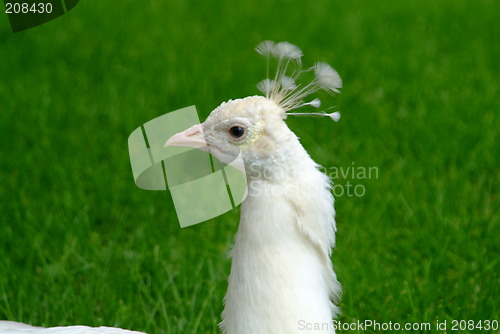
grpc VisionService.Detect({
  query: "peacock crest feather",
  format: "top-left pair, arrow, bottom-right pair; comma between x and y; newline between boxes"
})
256,40 -> 343,122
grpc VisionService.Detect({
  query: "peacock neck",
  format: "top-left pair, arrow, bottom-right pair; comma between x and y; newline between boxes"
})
220,153 -> 338,334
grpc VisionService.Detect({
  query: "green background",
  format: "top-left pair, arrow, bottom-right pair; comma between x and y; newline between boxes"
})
0,0 -> 498,333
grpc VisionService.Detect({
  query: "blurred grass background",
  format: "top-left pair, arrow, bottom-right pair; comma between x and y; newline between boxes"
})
0,0 -> 498,333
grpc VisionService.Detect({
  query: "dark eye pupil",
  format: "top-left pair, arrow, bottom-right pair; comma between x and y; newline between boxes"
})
229,126 -> 245,138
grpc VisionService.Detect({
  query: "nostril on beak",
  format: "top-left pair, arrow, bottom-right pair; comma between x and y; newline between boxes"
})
164,124 -> 206,148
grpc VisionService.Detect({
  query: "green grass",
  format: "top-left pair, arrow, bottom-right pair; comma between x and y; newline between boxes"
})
0,0 -> 498,333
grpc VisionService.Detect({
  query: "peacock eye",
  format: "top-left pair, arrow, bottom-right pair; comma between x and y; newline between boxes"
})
229,126 -> 245,139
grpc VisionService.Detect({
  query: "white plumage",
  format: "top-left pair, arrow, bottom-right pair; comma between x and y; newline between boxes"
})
1,41 -> 342,334
0,321 -> 144,334
187,96 -> 341,334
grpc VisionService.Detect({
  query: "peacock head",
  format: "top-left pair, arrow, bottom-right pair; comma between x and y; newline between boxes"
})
165,41 -> 342,171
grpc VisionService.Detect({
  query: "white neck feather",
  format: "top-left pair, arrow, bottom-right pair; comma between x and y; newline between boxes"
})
220,140 -> 340,334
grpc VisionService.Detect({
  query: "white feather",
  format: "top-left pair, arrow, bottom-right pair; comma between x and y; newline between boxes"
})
271,42 -> 303,60
286,111 -> 341,122
257,78 -> 276,97
308,98 -> 321,108
255,40 -> 276,56
279,76 -> 297,91
314,62 -> 342,94
0,322 -> 145,334
329,111 -> 341,122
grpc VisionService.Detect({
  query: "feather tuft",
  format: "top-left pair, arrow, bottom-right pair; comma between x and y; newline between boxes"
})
272,42 -> 303,61
286,111 -> 341,122
314,62 -> 342,94
329,111 -> 341,122
255,40 -> 276,55
279,76 -> 297,91
296,98 -> 321,109
309,98 -> 321,108
257,78 -> 277,97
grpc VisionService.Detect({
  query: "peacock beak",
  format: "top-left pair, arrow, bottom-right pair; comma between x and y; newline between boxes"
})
164,123 -> 207,148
